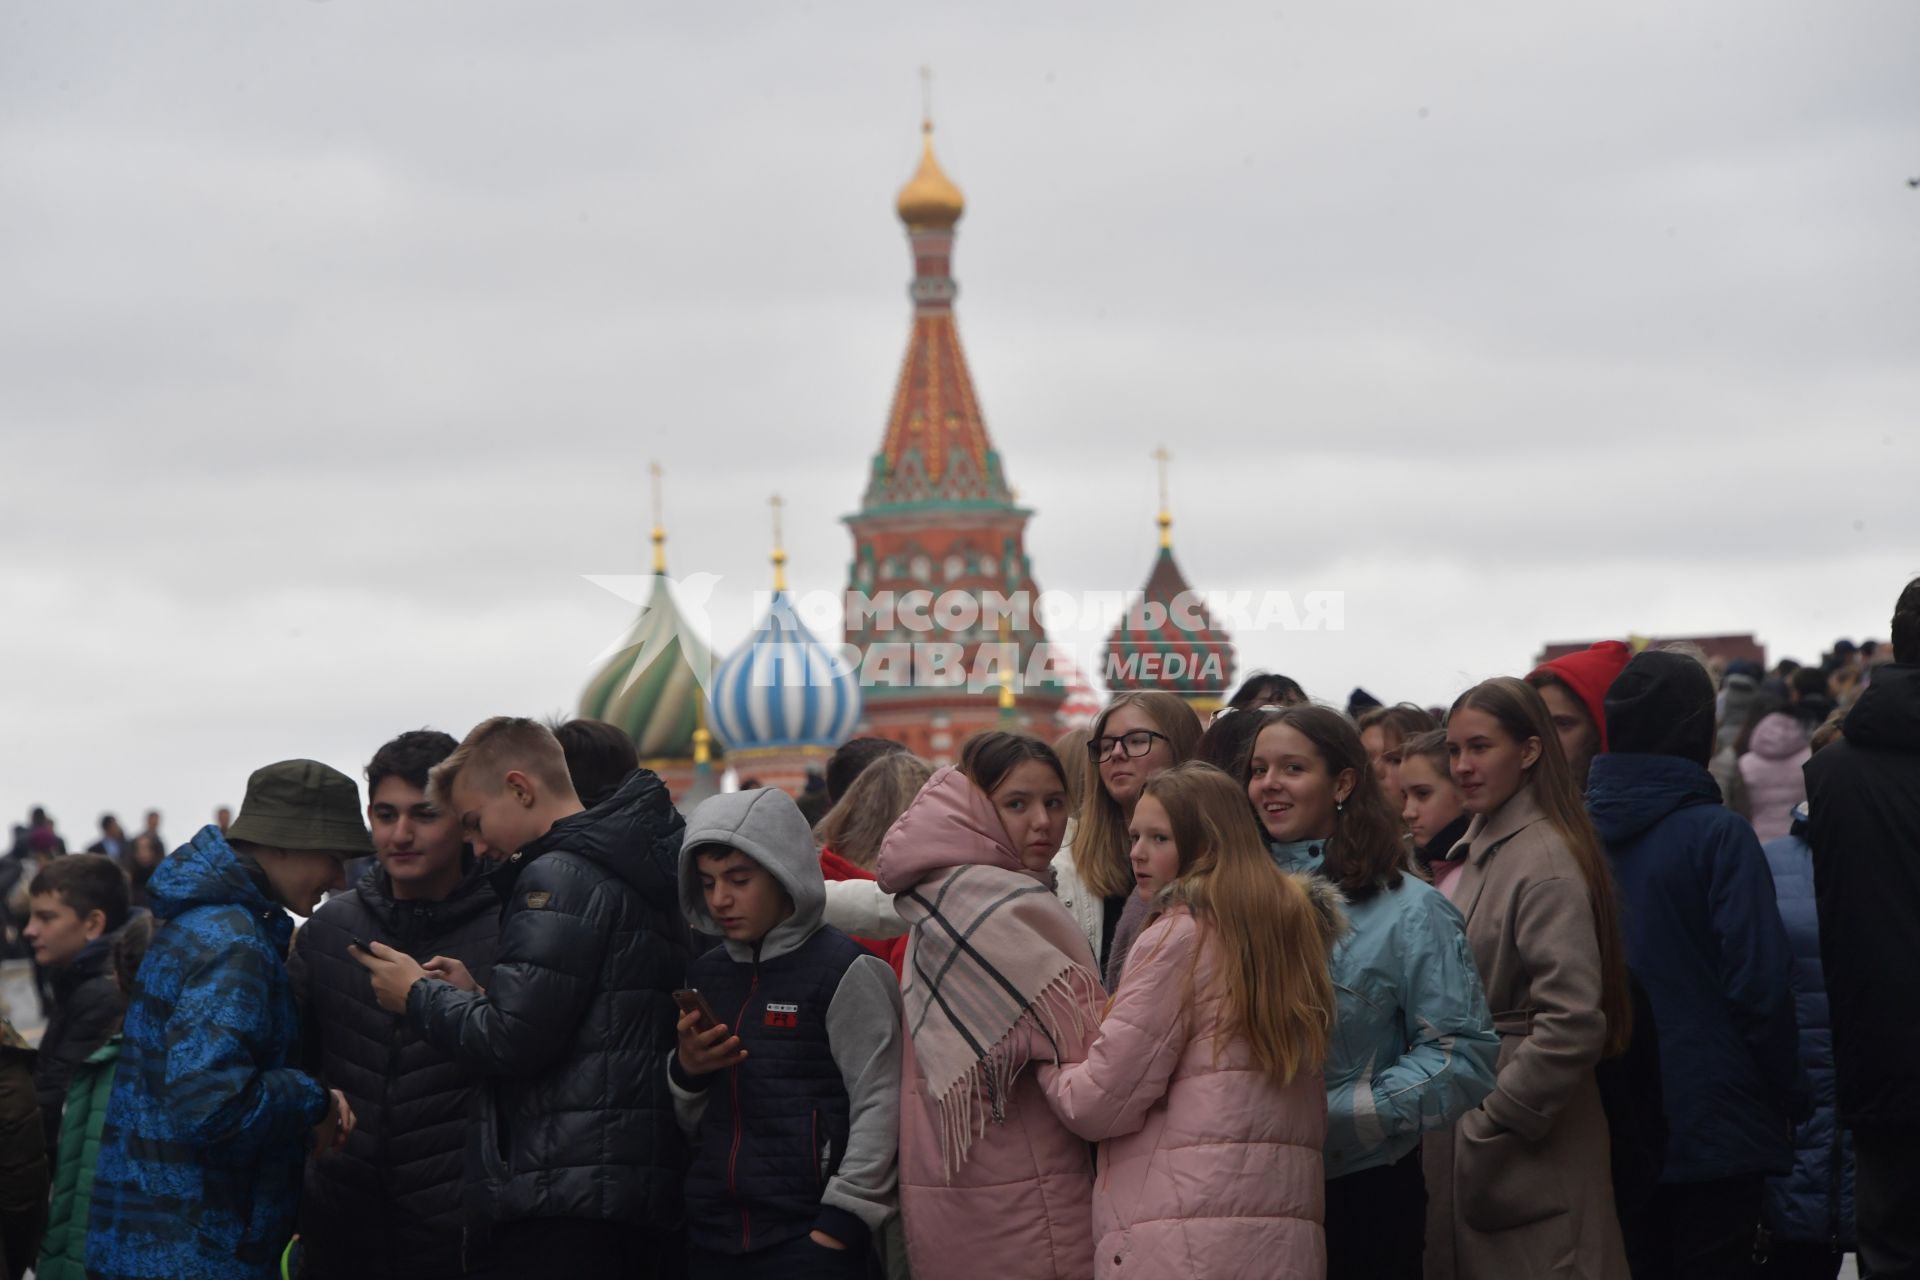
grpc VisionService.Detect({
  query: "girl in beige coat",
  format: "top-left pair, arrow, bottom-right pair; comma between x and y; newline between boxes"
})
1426,677 -> 1634,1280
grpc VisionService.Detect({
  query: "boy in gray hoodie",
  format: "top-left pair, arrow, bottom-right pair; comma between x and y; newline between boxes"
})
669,788 -> 903,1280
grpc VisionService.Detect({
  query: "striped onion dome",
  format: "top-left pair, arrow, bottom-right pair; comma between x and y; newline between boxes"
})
709,591 -> 863,753
578,572 -> 716,762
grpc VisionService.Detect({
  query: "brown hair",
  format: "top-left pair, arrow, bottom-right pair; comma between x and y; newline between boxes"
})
1810,705 -> 1848,754
959,731 -> 1068,797
1142,763 -> 1336,1086
29,854 -> 131,933
1398,728 -> 1451,778
813,751 -> 934,869
430,716 -> 578,808
1075,692 -> 1203,898
1449,677 -> 1634,1057
1355,703 -> 1440,766
1246,706 -> 1410,902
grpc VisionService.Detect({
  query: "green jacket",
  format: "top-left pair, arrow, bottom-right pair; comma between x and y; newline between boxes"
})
36,1037 -> 119,1280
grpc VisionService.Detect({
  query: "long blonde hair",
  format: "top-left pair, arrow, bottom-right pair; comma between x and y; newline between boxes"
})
812,751 -> 933,869
1450,677 -> 1634,1058
1075,691 -> 1202,899
1143,763 -> 1337,1086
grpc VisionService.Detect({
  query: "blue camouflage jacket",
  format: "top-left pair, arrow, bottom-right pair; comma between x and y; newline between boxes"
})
1269,839 -> 1498,1178
87,826 -> 327,1280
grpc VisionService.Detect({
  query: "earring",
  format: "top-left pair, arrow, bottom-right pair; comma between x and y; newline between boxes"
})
1336,800 -> 1345,814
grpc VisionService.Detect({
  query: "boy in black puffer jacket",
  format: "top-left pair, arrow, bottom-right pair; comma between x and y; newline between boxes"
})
290,730 -> 498,1279
355,717 -> 692,1279
672,788 -> 902,1280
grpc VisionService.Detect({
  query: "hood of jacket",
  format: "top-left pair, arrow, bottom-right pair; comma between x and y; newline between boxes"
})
511,767 -> 684,910
353,856 -> 498,936
874,765 -> 1029,895
1843,662 -> 1920,752
679,787 -> 823,962
1605,650 -> 1718,768
1586,751 -> 1724,844
147,825 -> 289,944
1746,711 -> 1812,762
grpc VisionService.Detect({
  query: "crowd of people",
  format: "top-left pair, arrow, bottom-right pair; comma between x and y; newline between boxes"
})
1,574 -> 1915,1280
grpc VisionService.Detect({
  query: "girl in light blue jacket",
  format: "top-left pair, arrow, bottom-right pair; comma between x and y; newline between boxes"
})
1244,706 -> 1498,1280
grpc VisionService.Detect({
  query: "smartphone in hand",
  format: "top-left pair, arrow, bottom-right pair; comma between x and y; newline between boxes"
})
672,988 -> 719,1033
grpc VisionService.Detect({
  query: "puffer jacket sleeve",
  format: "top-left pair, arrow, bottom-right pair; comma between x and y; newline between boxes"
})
1039,913 -> 1194,1142
165,939 -> 328,1153
822,878 -> 909,940
1707,819 -> 1806,1120
409,862 -> 610,1078
1336,892 -> 1497,1151
1480,874 -> 1607,1141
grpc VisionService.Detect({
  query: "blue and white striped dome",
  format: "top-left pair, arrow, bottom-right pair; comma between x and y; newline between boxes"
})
709,591 -> 863,752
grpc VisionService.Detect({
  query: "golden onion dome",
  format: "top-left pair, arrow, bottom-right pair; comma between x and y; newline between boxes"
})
895,122 -> 964,230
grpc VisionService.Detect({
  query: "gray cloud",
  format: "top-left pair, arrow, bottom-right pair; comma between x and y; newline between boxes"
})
5,0 -> 1917,836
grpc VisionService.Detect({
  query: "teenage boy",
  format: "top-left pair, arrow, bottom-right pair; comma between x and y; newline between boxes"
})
291,730 -> 498,1280
672,787 -> 902,1279
88,760 -> 368,1280
25,853 -> 133,1148
355,716 -> 690,1279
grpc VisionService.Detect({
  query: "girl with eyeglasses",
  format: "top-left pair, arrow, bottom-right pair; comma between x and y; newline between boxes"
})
1244,706 -> 1498,1280
1053,692 -> 1201,984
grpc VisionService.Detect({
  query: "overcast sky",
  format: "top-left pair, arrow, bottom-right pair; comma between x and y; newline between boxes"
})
5,1 -> 1917,841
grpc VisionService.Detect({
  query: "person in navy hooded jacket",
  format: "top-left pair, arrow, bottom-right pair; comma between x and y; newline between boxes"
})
1585,649 -> 1804,1280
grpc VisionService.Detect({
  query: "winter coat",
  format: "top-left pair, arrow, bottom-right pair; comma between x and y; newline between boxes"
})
407,769 -> 692,1231
1423,787 -> 1629,1280
1739,712 -> 1812,844
1761,809 -> 1855,1249
33,929 -> 127,1150
0,1018 -> 47,1280
1268,838 -> 1498,1179
1587,752 -> 1802,1181
1803,663 -> 1920,1125
290,862 -> 499,1278
88,827 -> 328,1280
36,1037 -> 117,1280
890,784 -> 1100,1280
673,790 -> 902,1261
1042,905 -> 1330,1280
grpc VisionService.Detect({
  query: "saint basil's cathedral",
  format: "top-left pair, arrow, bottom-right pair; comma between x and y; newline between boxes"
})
579,115 -> 1237,802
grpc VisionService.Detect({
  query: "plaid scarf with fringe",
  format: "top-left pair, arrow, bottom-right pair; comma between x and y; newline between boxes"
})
897,860 -> 1104,1180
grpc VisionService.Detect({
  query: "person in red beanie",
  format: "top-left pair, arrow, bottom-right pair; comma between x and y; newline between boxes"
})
1528,640 -> 1634,788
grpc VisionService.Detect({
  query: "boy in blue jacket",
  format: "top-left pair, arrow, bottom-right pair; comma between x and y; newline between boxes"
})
670,787 -> 902,1279
87,760 -> 369,1280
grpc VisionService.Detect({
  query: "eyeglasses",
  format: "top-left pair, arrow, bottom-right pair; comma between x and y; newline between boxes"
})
1089,729 -> 1172,763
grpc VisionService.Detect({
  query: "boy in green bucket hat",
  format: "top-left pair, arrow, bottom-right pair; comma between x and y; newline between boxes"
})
87,760 -> 370,1280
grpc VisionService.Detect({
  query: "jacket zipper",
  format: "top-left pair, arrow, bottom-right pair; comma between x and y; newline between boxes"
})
728,967 -> 759,1251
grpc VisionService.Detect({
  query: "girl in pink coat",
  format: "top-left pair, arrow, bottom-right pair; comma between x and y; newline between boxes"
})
876,733 -> 1107,1280
1041,762 -> 1345,1280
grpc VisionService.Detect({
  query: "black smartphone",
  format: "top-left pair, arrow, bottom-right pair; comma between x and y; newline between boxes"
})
672,988 -> 719,1032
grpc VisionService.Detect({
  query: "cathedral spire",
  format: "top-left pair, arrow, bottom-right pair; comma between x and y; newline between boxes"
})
862,101 -> 1010,512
